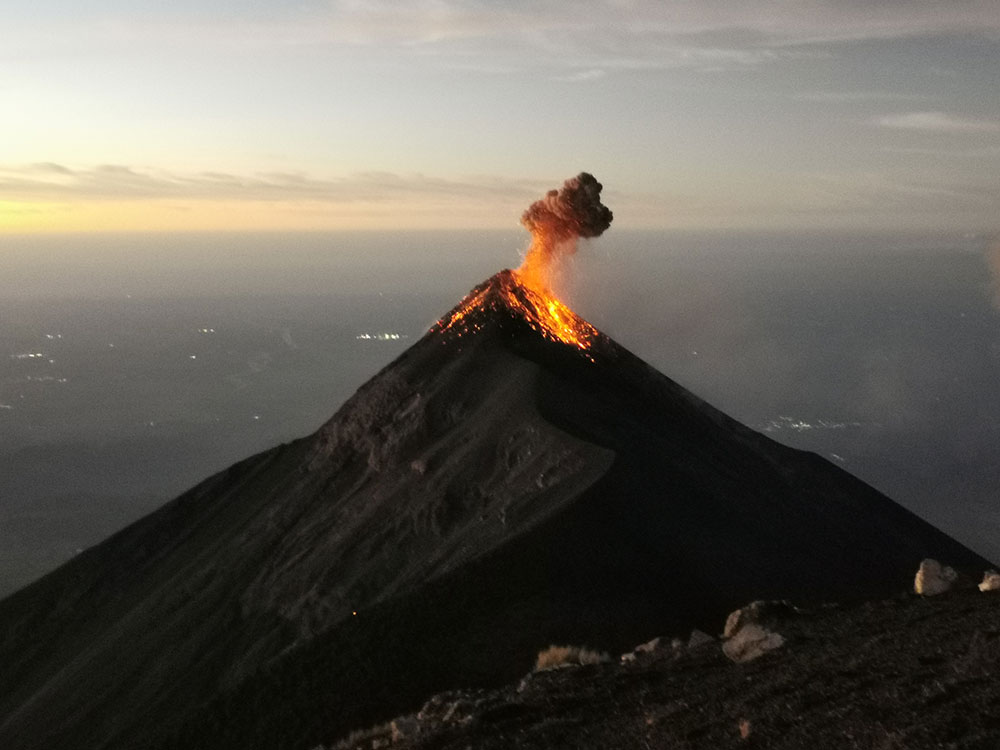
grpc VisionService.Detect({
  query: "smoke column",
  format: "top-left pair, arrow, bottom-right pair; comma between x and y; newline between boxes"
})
517,173 -> 613,292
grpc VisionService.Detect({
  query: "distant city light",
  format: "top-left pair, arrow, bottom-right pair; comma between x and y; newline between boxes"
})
355,332 -> 408,341
759,416 -> 864,433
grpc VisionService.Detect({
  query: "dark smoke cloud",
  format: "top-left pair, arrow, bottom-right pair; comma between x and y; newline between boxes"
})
520,172 -> 613,242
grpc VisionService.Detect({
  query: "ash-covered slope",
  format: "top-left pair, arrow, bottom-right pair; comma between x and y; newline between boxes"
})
0,270 -> 989,750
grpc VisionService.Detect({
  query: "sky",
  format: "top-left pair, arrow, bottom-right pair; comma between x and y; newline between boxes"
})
2,1 -> 999,233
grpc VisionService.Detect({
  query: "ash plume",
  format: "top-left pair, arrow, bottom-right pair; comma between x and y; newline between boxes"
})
517,172 -> 613,291
521,172 -> 613,241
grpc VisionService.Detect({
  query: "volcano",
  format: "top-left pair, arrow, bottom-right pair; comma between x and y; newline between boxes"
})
0,269 -> 990,750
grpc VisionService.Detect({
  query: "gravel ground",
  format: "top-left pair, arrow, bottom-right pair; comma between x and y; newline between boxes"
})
334,587 -> 1000,750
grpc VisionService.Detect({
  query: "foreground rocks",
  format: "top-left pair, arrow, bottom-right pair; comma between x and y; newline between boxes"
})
721,623 -> 786,663
330,587 -> 1000,750
979,570 -> 1000,593
915,558 -> 960,596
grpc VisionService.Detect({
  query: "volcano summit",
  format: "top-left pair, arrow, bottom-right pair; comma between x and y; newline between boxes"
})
0,178 -> 991,750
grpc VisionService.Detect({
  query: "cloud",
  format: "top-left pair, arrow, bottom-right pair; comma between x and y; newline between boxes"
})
0,164 -> 592,231
319,1 -> 1000,48
881,146 -> 1000,159
794,91 -> 930,103
551,69 -> 606,82
812,170 -> 999,207
0,164 -> 551,204
9,1 -> 1000,72
3,161 -> 997,233
876,112 -> 1000,134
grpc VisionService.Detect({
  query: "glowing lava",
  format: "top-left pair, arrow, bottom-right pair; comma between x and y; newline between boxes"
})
434,269 -> 600,354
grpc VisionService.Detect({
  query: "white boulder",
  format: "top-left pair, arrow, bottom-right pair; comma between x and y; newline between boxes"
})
635,636 -> 661,654
621,636 -> 663,662
722,623 -> 785,663
723,600 -> 795,638
914,558 -> 958,596
979,569 -> 1000,592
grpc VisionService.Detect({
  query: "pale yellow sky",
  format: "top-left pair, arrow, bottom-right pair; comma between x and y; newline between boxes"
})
3,1 -> 999,234
0,199 -> 511,234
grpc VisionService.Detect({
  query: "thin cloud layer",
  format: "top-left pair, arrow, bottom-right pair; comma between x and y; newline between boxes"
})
877,112 -> 1000,134
313,1 -> 1000,47
0,164 -> 548,204
2,162 -> 996,233
8,1 -> 1000,69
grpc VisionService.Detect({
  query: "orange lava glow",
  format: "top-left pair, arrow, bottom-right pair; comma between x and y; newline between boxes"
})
435,231 -> 599,357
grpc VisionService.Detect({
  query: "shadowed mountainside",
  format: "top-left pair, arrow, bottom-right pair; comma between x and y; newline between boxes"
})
0,270 -> 990,750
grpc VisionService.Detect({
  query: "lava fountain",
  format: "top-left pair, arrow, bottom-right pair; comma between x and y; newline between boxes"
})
435,173 -> 613,354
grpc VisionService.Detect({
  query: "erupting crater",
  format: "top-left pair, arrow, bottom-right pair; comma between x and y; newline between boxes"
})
432,269 -> 601,355
432,172 -> 613,359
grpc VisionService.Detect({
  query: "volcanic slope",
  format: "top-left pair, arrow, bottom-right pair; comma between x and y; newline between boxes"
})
0,270 -> 990,750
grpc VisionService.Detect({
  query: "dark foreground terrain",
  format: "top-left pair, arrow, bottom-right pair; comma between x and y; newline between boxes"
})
334,587 -> 1000,750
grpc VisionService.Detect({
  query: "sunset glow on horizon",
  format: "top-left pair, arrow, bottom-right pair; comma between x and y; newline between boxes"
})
0,197 -> 527,234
